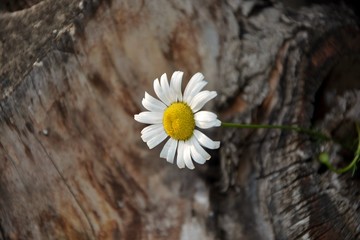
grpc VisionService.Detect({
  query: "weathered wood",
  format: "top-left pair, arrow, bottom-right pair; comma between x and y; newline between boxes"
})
217,2 -> 360,240
0,0 -> 236,239
0,0 -> 359,239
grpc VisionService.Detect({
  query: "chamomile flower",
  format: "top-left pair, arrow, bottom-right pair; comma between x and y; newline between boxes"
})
134,71 -> 221,169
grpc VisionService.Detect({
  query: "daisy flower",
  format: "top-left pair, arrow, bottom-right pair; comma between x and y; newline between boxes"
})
134,71 -> 221,169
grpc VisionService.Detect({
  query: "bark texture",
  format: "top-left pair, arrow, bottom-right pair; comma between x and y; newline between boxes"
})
0,0 -> 359,239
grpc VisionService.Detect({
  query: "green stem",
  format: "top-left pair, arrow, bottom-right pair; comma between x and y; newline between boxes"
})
221,121 -> 360,174
221,122 -> 331,141
320,123 -> 360,174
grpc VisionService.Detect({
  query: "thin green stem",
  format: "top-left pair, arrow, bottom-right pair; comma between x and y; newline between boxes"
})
320,123 -> 360,174
221,121 -> 360,174
221,122 -> 331,141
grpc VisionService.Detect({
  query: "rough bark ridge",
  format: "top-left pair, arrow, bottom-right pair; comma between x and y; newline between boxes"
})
0,0 -> 359,239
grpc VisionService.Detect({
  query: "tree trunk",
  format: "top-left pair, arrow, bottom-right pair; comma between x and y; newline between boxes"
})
0,0 -> 359,239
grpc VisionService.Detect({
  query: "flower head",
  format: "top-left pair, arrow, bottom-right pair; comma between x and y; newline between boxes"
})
134,71 -> 221,169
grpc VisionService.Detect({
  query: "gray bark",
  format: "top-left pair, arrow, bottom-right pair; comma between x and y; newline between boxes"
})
0,0 -> 359,239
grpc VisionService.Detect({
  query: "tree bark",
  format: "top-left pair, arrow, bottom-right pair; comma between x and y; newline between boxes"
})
0,0 -> 359,239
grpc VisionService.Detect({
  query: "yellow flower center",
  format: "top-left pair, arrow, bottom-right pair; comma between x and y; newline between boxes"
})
163,102 -> 195,140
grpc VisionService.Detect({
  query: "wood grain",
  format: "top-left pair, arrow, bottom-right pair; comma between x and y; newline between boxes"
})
0,0 -> 359,239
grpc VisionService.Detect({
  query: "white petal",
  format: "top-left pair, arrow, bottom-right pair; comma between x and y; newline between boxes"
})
189,137 -> 209,164
160,138 -> 172,159
141,125 -> 165,142
142,98 -> 164,112
167,139 -> 178,164
194,111 -> 218,122
194,130 -> 220,149
143,92 -> 167,111
146,130 -> 167,149
154,78 -> 171,106
160,73 -> 172,104
190,91 -> 217,112
160,138 -> 178,164
176,141 -> 185,168
134,112 -> 163,124
195,111 -> 221,128
170,71 -> 183,101
141,123 -> 163,135
183,141 -> 195,169
195,119 -> 222,129
183,73 -> 204,100
184,81 -> 207,103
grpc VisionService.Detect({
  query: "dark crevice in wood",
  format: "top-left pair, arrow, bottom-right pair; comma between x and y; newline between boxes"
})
312,56 -> 360,124
0,0 -> 43,12
282,0 -> 360,19
246,0 -> 273,17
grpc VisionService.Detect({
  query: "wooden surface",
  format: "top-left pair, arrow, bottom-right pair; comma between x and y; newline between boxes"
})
0,0 -> 359,239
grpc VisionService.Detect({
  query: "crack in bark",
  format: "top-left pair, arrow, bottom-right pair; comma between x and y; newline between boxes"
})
1,94 -> 96,238
0,105 -> 32,196
20,72 -> 96,237
32,134 -> 97,239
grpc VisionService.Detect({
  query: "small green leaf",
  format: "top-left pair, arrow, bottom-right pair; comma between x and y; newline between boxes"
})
319,152 -> 330,165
